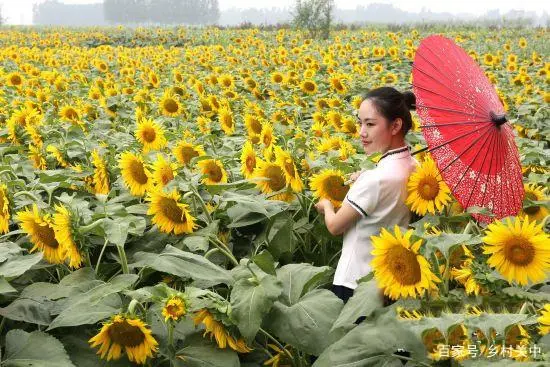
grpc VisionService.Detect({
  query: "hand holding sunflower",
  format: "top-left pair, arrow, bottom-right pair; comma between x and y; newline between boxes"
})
315,198 -> 334,215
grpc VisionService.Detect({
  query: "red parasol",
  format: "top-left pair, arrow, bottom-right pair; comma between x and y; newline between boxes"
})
411,35 -> 524,224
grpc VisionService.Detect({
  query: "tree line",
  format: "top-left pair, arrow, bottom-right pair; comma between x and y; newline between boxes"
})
103,0 -> 219,25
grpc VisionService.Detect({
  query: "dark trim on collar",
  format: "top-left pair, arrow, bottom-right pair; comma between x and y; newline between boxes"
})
378,146 -> 410,163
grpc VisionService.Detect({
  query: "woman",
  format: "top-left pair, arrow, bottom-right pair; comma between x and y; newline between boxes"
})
315,86 -> 419,304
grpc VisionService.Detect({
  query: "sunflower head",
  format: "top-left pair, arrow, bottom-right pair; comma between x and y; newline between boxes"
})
146,189 -> 197,235
253,160 -> 293,202
53,204 -> 82,269
193,309 -> 252,353
0,184 -> 10,234
119,152 -> 151,196
17,204 -> 65,264
309,169 -> 349,208
240,141 -> 257,179
162,296 -> 187,322
159,91 -> 183,117
173,141 -> 205,166
89,314 -> 158,364
483,216 -> 550,286
150,154 -> 177,188
371,225 -> 440,300
135,118 -> 167,153
406,158 -> 452,215
520,183 -> 548,222
197,159 -> 228,185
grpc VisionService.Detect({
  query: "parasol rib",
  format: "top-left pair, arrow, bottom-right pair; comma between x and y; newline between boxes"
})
412,82 -> 490,116
411,64 -> 490,114
420,120 -> 492,128
414,104 -> 487,119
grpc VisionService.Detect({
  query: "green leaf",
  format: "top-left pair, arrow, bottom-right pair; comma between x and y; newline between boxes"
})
59,267 -> 96,286
330,280 -> 383,334
174,333 -> 240,367
129,245 -> 233,287
502,287 -> 550,303
425,233 -> 473,258
267,211 -> 295,257
0,297 -> 53,325
230,274 -> 282,342
252,250 -> 276,275
276,263 -> 333,305
0,277 -> 16,294
3,329 -> 75,367
0,253 -> 43,278
182,236 -> 209,252
103,218 -> 129,247
313,309 -> 426,366
47,274 -> 137,330
59,332 -> 129,367
265,289 -> 344,356
0,242 -> 22,262
463,313 -> 529,338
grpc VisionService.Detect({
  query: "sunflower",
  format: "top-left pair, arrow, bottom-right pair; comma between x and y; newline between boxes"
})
119,152 -> 152,196
89,314 -> 158,364
244,114 -> 263,136
197,159 -> 228,185
148,71 -> 160,88
159,91 -> 183,117
520,183 -> 548,222
253,160 -> 293,202
53,204 -> 82,269
28,145 -> 47,170
162,296 -> 187,322
447,324 -> 470,361
146,189 -> 197,235
59,105 -> 81,122
483,216 -> 550,286
17,204 -> 65,264
0,184 -> 10,234
217,106 -> 235,135
274,146 -> 303,192
91,150 -> 110,195
46,145 -> 69,168
300,79 -> 317,95
173,141 -> 205,166
422,328 -> 446,361
261,123 -> 277,148
270,71 -> 284,84
196,116 -> 211,135
538,304 -> 550,335
329,75 -> 347,94
505,324 -> 531,361
6,72 -> 24,87
371,226 -> 440,300
309,169 -> 349,208
193,309 -> 252,353
135,118 -> 167,153
451,260 -> 483,296
240,141 -> 257,179
150,154 -> 177,188
406,158 -> 452,215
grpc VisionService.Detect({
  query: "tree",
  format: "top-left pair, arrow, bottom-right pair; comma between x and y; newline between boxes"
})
292,0 -> 334,39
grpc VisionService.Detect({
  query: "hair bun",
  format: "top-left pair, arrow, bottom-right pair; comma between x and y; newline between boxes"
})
403,91 -> 416,111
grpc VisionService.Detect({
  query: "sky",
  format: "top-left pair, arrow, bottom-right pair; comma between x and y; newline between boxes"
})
0,0 -> 548,25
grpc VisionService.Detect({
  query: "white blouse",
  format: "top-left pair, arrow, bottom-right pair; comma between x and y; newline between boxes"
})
333,146 -> 419,289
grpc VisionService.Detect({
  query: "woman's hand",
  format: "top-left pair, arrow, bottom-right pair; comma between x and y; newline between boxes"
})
315,198 -> 333,215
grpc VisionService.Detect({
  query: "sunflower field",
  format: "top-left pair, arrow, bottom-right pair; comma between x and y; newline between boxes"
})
0,25 -> 548,367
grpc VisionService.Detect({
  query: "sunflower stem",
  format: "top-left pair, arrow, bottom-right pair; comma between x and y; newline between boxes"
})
191,188 -> 211,223
13,191 -> 42,203
259,328 -> 295,366
463,221 -> 473,235
95,238 -> 109,275
117,245 -> 130,274
209,237 -> 238,266
204,248 -> 220,260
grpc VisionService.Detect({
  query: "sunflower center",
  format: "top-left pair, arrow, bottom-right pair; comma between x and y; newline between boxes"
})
159,167 -> 174,185
386,245 -> 422,285
163,98 -> 179,114
323,176 -> 348,201
129,160 -> 148,184
10,75 -> 22,85
418,176 -> 440,200
159,198 -> 186,224
108,319 -> 146,347
206,164 -> 223,182
524,192 -> 540,215
284,159 -> 296,178
265,165 -> 286,191
249,119 -> 262,134
246,156 -> 256,171
35,223 -> 60,249
504,236 -> 535,266
179,146 -> 198,164
142,127 -> 156,143
64,108 -> 79,120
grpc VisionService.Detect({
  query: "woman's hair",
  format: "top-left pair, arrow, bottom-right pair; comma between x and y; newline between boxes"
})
362,87 -> 416,135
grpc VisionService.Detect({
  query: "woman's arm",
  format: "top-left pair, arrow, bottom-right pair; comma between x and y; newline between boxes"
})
315,199 -> 361,236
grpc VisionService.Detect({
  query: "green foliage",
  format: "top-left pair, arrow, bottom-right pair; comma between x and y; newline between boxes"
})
292,0 -> 334,39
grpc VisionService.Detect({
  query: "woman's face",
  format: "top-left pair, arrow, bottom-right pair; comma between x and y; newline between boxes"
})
357,99 -> 396,155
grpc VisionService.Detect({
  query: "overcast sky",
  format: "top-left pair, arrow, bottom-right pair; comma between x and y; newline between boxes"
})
1,0 -> 548,25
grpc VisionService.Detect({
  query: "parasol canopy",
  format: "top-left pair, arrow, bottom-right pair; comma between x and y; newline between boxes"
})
412,35 -> 524,223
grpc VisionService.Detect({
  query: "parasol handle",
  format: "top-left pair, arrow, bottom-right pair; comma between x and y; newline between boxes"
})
490,112 -> 507,126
